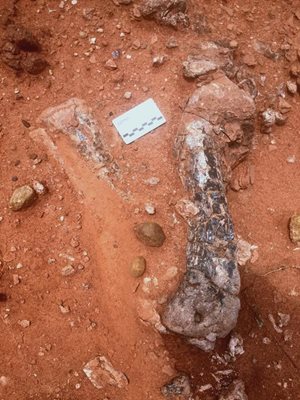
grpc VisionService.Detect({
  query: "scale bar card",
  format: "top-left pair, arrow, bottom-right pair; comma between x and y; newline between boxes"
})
112,98 -> 166,144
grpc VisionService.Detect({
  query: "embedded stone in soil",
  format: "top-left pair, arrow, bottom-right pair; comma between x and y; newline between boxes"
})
134,222 -> 166,247
9,185 -> 36,211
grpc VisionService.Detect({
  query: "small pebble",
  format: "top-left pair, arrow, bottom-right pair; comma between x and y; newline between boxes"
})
263,337 -> 271,344
130,256 -> 146,278
124,91 -> 132,99
144,177 -> 160,186
0,376 -> 9,386
166,37 -> 178,49
286,80 -> 297,95
229,40 -> 238,48
152,55 -> 166,67
145,203 -> 156,215
104,59 -> 118,70
286,155 -> 296,163
59,304 -> 70,314
61,265 -> 75,276
289,214 -> 300,243
32,180 -> 47,195
79,31 -> 88,38
18,319 -> 31,328
12,274 -> 20,285
132,39 -> 141,50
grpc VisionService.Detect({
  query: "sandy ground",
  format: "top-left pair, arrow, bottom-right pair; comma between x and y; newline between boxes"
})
0,1 -> 299,399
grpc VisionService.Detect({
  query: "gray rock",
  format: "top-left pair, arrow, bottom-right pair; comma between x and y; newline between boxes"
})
83,356 -> 128,389
161,374 -> 191,397
252,39 -> 280,61
139,0 -> 189,28
261,108 -> 286,133
134,222 -> 166,247
9,185 -> 36,211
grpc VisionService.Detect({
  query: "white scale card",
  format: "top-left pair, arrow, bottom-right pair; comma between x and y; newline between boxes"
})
112,98 -> 166,144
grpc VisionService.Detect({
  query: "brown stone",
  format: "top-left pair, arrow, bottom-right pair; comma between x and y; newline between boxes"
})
130,256 -> 146,277
134,222 -> 166,247
289,214 -> 300,243
9,185 -> 36,211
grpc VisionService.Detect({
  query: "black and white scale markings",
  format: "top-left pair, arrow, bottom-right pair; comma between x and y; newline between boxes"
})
112,98 -> 166,144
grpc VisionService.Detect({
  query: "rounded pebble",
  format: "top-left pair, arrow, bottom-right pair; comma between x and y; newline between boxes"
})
130,256 -> 146,277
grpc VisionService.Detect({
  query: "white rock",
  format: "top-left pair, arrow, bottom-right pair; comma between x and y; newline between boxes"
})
218,379 -> 248,400
175,199 -> 199,220
144,177 -> 160,186
83,356 -> 128,389
32,180 -> 47,195
286,155 -> 296,163
124,91 -> 132,99
162,266 -> 178,281
228,333 -> 244,357
137,299 -> 167,333
145,203 -> 156,215
0,376 -> 9,386
18,319 -> 31,328
199,384 -> 213,392
236,238 -> 258,266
